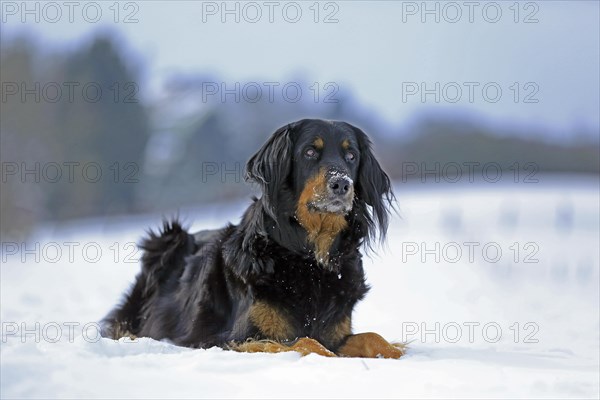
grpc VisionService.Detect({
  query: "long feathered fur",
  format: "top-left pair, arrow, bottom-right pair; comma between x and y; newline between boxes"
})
101,119 -> 395,355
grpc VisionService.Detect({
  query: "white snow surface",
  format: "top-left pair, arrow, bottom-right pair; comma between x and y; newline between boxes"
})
1,177 -> 599,399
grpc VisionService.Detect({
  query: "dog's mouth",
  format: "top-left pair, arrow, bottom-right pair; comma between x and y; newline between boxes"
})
307,198 -> 353,214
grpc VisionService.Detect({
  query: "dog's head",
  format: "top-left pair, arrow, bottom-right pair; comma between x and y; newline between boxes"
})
245,119 -> 394,265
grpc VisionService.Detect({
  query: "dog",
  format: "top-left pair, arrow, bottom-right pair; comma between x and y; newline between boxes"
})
102,118 -> 403,358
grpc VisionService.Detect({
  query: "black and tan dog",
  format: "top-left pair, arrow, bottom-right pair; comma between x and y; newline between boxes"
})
102,119 -> 403,358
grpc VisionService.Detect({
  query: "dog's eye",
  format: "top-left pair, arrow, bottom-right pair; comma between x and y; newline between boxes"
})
304,148 -> 317,158
345,151 -> 356,162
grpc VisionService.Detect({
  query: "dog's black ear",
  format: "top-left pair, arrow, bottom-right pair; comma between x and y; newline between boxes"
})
245,122 -> 299,219
349,124 -> 395,246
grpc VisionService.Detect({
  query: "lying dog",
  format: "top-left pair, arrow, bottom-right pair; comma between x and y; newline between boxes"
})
102,119 -> 403,358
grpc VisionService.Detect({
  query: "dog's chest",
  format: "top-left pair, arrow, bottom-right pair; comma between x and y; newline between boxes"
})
266,257 -> 351,301
251,254 -> 366,339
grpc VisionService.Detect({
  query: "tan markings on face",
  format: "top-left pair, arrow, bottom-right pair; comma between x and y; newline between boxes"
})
296,168 -> 348,266
313,137 -> 324,150
249,301 -> 295,340
341,139 -> 350,150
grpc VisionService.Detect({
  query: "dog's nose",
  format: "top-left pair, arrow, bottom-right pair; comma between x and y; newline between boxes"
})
329,176 -> 351,196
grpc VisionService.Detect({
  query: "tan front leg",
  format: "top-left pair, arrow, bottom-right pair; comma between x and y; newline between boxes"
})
231,340 -> 291,354
232,337 -> 336,357
337,332 -> 405,359
289,337 -> 336,357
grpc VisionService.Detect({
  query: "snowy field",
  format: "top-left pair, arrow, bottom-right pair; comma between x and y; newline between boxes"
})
1,176 -> 599,399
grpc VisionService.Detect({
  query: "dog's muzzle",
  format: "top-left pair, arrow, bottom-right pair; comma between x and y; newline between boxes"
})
308,170 -> 354,214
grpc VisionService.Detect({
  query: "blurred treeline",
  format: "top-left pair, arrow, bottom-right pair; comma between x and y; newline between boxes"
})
1,34 -> 599,238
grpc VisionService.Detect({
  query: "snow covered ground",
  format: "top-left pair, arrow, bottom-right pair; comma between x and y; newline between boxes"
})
2,176 -> 599,399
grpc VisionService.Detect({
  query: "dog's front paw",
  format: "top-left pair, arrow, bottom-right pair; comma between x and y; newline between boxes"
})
290,337 -> 337,357
337,332 -> 405,359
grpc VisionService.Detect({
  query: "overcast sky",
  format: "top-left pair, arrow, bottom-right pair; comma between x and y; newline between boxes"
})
2,1 -> 599,140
